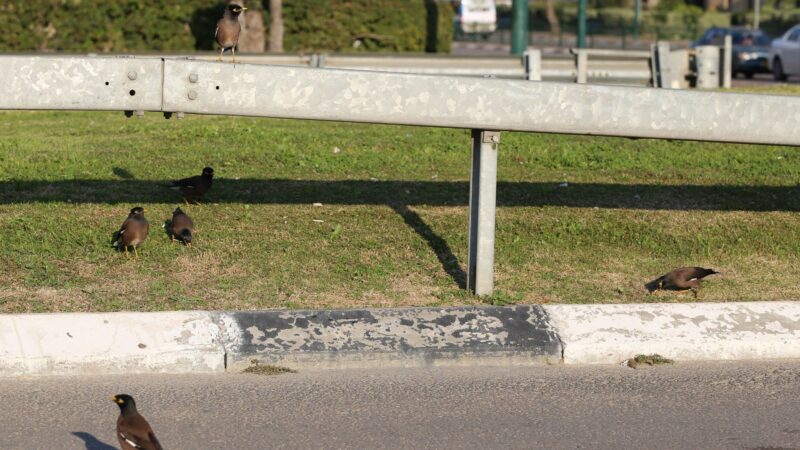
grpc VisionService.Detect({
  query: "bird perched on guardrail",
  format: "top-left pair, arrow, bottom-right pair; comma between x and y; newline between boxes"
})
111,394 -> 163,450
166,167 -> 214,205
646,267 -> 719,298
170,207 -> 194,246
216,2 -> 248,64
112,207 -> 149,258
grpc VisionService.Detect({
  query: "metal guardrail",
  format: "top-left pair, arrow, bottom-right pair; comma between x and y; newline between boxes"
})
1,55 -> 796,294
60,51 -> 652,85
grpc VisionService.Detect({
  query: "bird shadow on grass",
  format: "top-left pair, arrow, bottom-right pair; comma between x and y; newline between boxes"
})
112,167 -> 135,180
71,432 -> 117,450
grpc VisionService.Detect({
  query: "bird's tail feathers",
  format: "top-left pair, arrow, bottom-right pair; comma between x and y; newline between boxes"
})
111,229 -> 124,246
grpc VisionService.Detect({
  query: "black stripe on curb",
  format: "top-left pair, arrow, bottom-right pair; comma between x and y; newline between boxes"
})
216,306 -> 563,369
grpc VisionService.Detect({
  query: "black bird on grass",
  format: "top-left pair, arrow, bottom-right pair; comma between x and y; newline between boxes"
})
216,3 -> 248,64
111,394 -> 163,450
112,207 -> 149,258
647,267 -> 719,298
170,207 -> 194,246
166,167 -> 214,205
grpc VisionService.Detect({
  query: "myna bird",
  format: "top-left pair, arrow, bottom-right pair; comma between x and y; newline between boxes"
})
167,167 -> 214,205
112,207 -> 149,258
170,207 -> 194,246
216,3 -> 248,64
111,394 -> 163,450
647,267 -> 719,298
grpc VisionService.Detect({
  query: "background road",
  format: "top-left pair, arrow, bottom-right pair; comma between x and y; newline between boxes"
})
2,360 -> 799,449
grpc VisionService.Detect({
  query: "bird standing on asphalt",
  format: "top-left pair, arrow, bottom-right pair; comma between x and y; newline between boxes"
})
649,267 -> 719,298
216,3 -> 248,64
111,394 -> 163,450
112,207 -> 149,258
167,167 -> 214,205
170,207 -> 194,246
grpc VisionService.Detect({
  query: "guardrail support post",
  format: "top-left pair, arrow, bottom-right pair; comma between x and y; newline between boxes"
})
651,41 -> 673,88
523,49 -> 542,81
468,129 -> 499,297
575,49 -> 588,84
722,35 -> 732,89
696,45 -> 720,89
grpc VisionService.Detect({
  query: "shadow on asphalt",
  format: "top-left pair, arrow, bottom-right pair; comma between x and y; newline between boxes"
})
71,432 -> 117,450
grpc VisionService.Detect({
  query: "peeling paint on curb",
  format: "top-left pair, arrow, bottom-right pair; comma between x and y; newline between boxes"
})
217,306 -> 563,370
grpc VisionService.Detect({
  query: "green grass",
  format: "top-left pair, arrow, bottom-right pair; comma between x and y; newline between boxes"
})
242,360 -> 297,376
0,101 -> 799,312
626,354 -> 675,369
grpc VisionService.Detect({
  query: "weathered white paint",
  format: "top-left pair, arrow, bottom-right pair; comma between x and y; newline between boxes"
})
547,302 -> 800,364
0,312 -> 224,376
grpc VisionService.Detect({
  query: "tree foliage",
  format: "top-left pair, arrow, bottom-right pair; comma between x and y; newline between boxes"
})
0,0 -> 454,53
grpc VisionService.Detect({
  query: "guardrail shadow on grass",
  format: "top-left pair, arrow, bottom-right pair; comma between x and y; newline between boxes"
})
1,179 -> 798,211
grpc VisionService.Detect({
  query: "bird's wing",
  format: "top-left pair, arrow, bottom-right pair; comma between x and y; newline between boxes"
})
684,267 -> 709,280
119,416 -> 160,450
171,175 -> 200,188
113,218 -> 132,244
119,218 -> 132,232
149,431 -> 164,450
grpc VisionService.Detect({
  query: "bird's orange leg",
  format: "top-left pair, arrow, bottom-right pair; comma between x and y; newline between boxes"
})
124,246 -> 129,258
217,47 -> 224,62
134,246 -> 139,259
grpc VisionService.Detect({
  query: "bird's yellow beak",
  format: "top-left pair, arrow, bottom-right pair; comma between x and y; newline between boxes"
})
111,395 -> 119,403
242,7 -> 248,10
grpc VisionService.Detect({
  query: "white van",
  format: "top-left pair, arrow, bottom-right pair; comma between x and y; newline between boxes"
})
457,0 -> 498,34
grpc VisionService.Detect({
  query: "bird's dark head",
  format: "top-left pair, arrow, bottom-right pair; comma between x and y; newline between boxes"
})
227,3 -> 247,15
173,207 -> 184,216
111,394 -> 137,414
202,167 -> 214,178
129,207 -> 145,217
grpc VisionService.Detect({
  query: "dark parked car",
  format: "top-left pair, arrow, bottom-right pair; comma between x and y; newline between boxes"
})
693,27 -> 771,78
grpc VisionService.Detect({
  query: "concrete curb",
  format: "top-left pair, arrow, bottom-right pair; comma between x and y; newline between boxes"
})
0,312 -> 223,376
1,302 -> 798,376
548,301 -> 800,365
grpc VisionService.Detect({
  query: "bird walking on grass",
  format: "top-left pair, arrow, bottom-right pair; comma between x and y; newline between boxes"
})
648,267 -> 719,298
112,207 -> 149,258
111,394 -> 163,450
166,167 -> 214,205
170,207 -> 194,246
216,3 -> 248,64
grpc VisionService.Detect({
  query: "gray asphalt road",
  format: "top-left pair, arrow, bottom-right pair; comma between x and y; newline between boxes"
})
732,72 -> 800,87
2,361 -> 799,450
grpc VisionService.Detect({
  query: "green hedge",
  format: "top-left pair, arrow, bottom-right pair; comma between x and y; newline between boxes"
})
0,0 -> 453,53
265,0 -> 453,53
